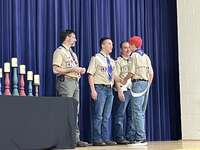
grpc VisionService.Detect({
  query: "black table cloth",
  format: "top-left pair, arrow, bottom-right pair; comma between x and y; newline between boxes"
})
0,96 -> 77,150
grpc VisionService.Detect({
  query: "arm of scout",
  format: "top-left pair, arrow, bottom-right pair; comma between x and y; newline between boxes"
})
115,61 -> 125,101
52,51 -> 85,75
87,56 -> 97,101
147,57 -> 154,84
88,75 -> 97,100
122,56 -> 135,84
149,70 -> 154,84
115,81 -> 125,101
53,65 -> 85,75
80,67 -> 86,75
122,72 -> 134,85
53,65 -> 73,74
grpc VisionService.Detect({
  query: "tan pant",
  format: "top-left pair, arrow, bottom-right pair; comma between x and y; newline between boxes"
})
56,75 -> 80,142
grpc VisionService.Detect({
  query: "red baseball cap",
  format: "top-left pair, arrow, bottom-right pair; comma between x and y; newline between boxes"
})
128,36 -> 142,48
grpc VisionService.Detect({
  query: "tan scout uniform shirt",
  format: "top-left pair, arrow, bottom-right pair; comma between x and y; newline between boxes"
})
115,56 -> 129,79
52,45 -> 80,78
87,51 -> 117,86
129,52 -> 153,81
115,56 -> 131,91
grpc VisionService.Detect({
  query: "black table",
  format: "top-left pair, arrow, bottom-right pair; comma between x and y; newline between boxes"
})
0,96 -> 77,150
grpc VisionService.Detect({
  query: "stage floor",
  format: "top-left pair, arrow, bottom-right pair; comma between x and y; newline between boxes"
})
74,141 -> 200,150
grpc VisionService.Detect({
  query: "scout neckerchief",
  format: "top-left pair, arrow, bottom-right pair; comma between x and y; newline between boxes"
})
61,45 -> 79,66
135,48 -> 144,56
100,52 -> 113,81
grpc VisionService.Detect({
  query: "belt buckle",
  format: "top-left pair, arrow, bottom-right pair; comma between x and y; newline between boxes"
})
58,75 -> 65,82
132,79 -> 147,82
132,79 -> 138,82
72,77 -> 78,81
66,76 -> 77,80
105,84 -> 111,88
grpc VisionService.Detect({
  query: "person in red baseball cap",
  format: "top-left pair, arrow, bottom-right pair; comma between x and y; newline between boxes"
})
122,35 -> 154,145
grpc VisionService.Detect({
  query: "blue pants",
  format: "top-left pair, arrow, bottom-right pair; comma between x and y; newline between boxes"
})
91,84 -> 114,142
112,90 -> 134,141
131,80 -> 149,141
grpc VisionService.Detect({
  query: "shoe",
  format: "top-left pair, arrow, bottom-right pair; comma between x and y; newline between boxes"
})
76,141 -> 88,147
105,140 -> 117,146
93,141 -> 106,146
132,140 -> 147,146
128,140 -> 135,144
115,139 -> 129,145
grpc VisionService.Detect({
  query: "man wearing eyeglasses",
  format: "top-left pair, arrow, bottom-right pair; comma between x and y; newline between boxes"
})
52,29 -> 88,147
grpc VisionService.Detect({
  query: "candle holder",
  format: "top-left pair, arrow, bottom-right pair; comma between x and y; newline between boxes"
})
0,78 -> 2,95
35,85 -> 39,96
4,72 -> 11,96
27,71 -> 33,96
19,74 -> 26,96
0,68 -> 2,95
12,67 -> 19,96
34,74 -> 40,96
28,80 -> 33,96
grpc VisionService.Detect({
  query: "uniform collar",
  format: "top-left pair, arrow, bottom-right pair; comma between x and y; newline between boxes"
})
120,55 -> 129,61
135,48 -> 144,56
100,50 -> 110,58
61,44 -> 71,51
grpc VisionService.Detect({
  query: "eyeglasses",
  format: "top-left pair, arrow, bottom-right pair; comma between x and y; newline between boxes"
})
68,35 -> 76,39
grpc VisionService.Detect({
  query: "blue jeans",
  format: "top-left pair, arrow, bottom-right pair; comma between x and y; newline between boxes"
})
91,84 -> 114,142
131,80 -> 148,141
112,90 -> 134,141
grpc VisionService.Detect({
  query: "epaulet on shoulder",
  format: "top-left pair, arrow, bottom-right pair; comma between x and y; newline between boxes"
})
95,53 -> 99,56
58,46 -> 62,49
94,53 -> 100,58
55,47 -> 62,51
117,56 -> 121,61
91,55 -> 97,59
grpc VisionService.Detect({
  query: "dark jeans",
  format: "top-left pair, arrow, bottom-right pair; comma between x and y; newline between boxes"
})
112,90 -> 134,141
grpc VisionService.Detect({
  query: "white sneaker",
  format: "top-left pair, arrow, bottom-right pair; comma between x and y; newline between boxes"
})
133,140 -> 147,146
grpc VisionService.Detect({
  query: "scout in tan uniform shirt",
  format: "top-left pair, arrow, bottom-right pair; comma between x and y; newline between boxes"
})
52,29 -> 88,147
87,37 -> 120,146
87,51 -> 116,86
112,41 -> 134,144
123,36 -> 154,145
53,45 -> 80,78
128,51 -> 153,82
